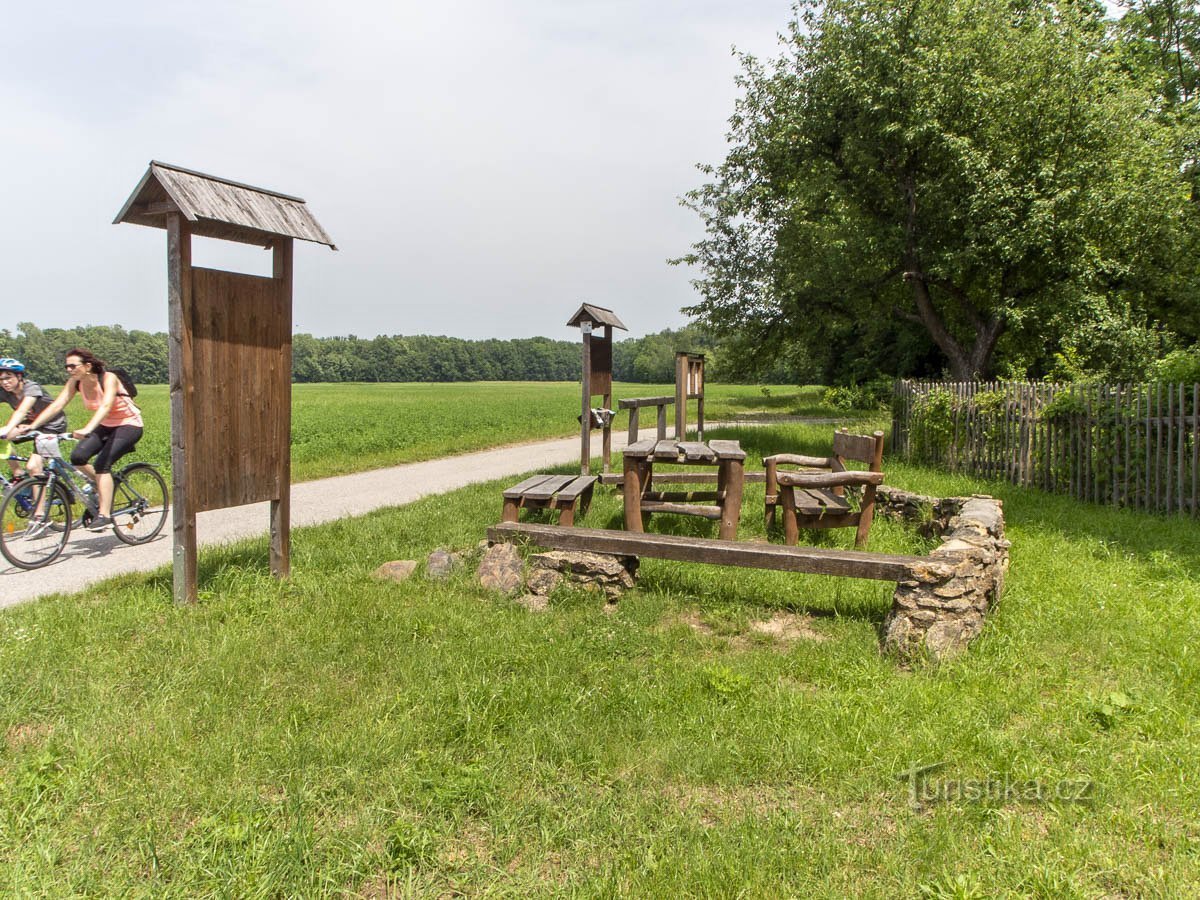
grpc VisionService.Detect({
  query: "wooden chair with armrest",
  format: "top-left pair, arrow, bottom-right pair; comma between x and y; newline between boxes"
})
763,429 -> 885,548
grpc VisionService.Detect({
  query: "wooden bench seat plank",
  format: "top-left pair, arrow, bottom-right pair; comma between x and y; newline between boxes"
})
653,439 -> 681,460
522,474 -> 577,501
503,474 -> 558,499
677,441 -> 717,461
624,439 -> 658,457
708,439 -> 748,460
555,475 -> 598,501
487,523 -> 923,582
792,488 -> 852,514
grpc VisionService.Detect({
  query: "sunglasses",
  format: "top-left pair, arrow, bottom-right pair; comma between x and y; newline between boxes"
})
64,363 -> 82,371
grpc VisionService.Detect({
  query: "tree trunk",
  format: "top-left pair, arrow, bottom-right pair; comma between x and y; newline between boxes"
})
906,276 -> 1005,379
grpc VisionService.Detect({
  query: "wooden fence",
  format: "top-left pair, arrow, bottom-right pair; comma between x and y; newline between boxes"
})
892,380 -> 1200,516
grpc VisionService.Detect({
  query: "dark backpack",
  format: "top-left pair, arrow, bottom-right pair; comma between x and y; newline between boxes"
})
110,366 -> 138,398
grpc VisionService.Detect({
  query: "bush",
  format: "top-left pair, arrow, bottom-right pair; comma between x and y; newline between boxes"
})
1150,347 -> 1200,385
822,378 -> 893,411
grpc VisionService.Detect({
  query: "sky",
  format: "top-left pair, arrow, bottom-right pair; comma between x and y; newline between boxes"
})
0,0 -> 793,341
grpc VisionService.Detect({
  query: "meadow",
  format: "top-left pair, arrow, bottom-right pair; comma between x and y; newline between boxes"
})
71,382 -> 824,483
1,389 -> 1197,895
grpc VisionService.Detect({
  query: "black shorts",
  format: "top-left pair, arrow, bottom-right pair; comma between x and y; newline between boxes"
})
71,425 -> 143,475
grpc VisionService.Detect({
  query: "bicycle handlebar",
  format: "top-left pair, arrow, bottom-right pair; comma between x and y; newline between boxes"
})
4,430 -> 76,445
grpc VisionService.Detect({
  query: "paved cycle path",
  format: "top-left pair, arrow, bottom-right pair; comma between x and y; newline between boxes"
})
1,433 -> 632,610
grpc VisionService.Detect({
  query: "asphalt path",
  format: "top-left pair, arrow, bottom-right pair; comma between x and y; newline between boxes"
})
1,433 -> 632,610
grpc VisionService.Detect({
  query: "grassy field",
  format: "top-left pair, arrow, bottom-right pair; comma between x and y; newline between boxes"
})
73,382 -> 831,483
3,395 -> 1196,895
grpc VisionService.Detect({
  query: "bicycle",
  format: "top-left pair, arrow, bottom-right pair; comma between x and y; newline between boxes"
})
0,432 -> 169,570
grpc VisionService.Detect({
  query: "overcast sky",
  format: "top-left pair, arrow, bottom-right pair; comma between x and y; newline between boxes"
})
0,1 -> 793,341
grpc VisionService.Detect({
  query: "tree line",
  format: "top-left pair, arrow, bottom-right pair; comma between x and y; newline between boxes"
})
0,322 -> 748,385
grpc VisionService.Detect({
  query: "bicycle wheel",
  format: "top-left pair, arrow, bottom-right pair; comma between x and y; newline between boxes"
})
111,463 -> 169,545
0,477 -> 73,569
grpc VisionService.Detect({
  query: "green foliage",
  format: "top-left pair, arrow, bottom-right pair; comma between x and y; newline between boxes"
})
822,378 -> 893,411
679,0 -> 1195,381
909,388 -> 956,462
0,322 -> 745,385
1151,346 -> 1200,384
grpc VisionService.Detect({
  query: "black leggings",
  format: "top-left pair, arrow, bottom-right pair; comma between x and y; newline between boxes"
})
71,425 -> 143,475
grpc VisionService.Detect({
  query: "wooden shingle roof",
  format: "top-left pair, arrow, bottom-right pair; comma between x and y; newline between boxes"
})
566,304 -> 627,330
114,161 -> 336,249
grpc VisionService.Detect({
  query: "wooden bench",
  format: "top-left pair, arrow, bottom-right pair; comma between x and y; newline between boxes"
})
765,430 -> 886,548
502,474 -> 597,526
487,522 -> 924,582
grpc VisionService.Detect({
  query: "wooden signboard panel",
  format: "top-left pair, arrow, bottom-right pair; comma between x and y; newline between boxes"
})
588,333 -> 612,396
188,267 -> 290,513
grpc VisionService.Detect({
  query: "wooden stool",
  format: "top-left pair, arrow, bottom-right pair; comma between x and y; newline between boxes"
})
502,474 -> 597,526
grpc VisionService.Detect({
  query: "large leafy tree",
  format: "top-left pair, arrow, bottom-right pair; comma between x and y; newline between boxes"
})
680,0 -> 1187,379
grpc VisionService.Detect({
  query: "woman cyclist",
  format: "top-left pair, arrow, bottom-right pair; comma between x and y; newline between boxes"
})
17,348 -> 143,532
0,357 -> 68,480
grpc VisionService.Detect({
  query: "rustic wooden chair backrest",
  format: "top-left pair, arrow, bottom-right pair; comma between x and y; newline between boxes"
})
832,429 -> 885,471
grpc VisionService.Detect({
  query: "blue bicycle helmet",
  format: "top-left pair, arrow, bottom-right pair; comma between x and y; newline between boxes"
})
0,357 -> 25,374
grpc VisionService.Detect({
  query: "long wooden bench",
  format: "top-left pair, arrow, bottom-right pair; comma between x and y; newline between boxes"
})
502,474 -> 597,526
487,522 -> 925,582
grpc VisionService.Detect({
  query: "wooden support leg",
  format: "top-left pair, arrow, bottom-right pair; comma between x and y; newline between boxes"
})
781,487 -> 799,545
559,501 -> 576,527
579,482 -> 594,518
718,458 -> 744,540
270,496 -> 290,578
624,459 -> 645,532
854,485 -> 877,548
502,497 -> 520,523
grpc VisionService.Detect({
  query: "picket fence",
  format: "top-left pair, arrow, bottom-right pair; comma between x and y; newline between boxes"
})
891,380 -> 1200,516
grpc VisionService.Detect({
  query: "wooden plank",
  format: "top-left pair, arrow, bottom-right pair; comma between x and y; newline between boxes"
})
1185,384 -> 1195,518
677,441 -> 717,462
654,440 -> 681,460
503,474 -> 558,499
556,475 -> 598,501
1178,383 -> 1185,515
523,475 -> 576,502
627,406 -> 639,443
643,490 -> 722,502
618,396 -> 674,409
166,214 -> 196,605
675,352 -> 686,439
657,404 -> 667,441
640,501 -> 722,519
487,523 -> 925,582
708,439 -> 747,460
623,439 -> 658,457
793,488 -> 852,514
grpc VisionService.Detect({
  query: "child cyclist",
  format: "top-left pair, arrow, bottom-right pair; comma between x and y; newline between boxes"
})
0,357 -> 69,479
17,348 -> 143,532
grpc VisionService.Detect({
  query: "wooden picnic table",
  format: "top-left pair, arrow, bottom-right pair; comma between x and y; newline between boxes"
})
622,438 -> 746,540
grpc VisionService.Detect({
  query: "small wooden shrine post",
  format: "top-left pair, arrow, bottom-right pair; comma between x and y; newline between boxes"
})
115,161 -> 336,604
567,304 -> 627,475
675,351 -> 706,440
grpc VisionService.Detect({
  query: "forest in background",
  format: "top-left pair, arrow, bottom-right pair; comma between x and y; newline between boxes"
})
0,322 -> 750,385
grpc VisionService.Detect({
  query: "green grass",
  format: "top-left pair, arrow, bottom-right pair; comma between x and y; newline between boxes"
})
51,382 -> 829,484
2,415 -> 1198,895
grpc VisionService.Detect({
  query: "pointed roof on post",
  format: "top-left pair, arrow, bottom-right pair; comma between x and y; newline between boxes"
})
114,161 -> 336,249
566,303 -> 627,330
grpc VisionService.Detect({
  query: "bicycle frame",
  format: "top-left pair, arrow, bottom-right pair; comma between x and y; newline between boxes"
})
15,435 -> 143,522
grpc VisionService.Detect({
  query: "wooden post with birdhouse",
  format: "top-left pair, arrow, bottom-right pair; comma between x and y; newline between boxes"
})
675,351 -> 705,441
114,161 -> 336,604
567,304 -> 627,475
